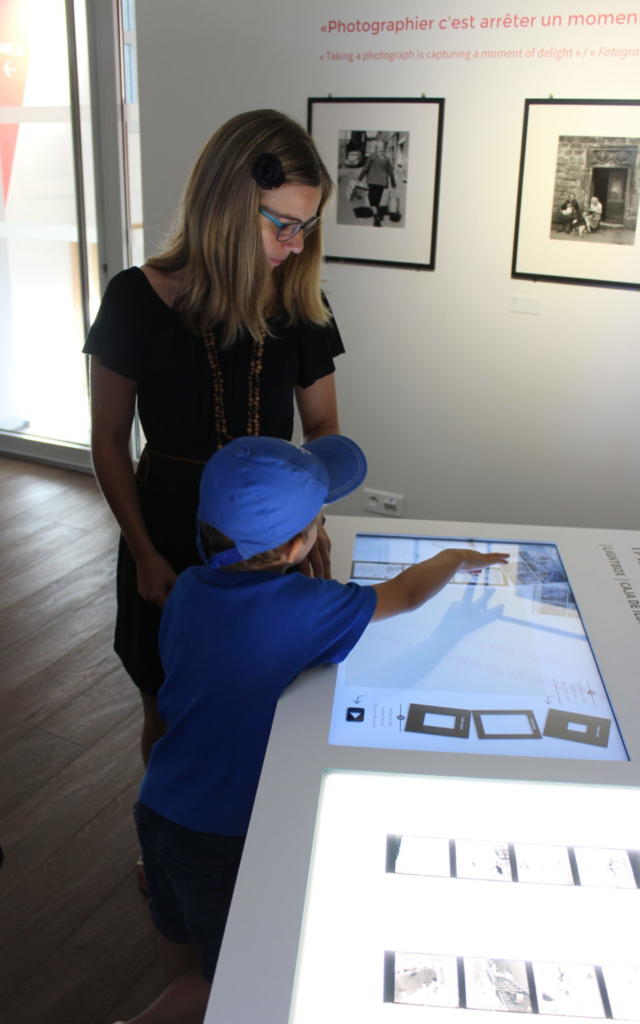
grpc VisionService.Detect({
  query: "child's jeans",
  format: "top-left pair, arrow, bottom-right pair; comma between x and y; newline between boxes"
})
134,801 -> 245,981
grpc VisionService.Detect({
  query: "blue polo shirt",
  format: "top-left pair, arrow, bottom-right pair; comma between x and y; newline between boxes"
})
139,565 -> 376,835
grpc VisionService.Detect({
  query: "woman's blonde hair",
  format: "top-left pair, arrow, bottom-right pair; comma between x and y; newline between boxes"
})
147,109 -> 333,344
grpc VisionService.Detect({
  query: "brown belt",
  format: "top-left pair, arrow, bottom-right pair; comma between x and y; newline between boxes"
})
136,446 -> 209,482
144,446 -> 208,466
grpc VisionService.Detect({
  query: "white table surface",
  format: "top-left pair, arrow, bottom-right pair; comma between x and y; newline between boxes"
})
204,515 -> 640,1023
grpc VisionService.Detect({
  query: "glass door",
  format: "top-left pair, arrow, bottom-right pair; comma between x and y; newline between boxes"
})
0,0 -> 126,466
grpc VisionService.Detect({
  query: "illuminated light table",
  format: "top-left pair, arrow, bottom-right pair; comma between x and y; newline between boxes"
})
204,516 -> 640,1024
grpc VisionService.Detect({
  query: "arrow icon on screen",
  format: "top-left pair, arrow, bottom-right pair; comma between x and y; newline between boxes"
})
346,707 -> 365,722
3,61 -> 16,79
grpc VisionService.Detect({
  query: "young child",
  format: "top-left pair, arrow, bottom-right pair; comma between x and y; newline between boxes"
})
119,434 -> 508,1024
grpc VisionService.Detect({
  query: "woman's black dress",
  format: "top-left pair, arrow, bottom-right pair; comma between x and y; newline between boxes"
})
84,268 -> 344,694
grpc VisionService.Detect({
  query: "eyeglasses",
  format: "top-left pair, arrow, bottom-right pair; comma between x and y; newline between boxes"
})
259,207 -> 320,242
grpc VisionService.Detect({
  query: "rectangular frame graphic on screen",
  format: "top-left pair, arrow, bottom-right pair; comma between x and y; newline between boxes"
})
474,709 -> 542,740
543,709 -> 611,748
406,703 -> 471,738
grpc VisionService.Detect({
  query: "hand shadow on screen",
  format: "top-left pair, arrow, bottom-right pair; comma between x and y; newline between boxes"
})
358,584 -> 505,690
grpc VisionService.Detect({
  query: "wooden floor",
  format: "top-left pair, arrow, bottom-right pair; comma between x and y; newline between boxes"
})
0,456 -> 164,1024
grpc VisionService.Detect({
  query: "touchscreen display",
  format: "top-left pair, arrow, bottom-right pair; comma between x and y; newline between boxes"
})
328,534 -> 627,761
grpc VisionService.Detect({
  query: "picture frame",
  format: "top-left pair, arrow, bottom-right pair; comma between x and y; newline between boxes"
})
512,98 -> 640,290
307,97 -> 444,270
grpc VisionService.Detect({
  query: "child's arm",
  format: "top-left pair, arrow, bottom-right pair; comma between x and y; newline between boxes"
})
372,550 -> 510,621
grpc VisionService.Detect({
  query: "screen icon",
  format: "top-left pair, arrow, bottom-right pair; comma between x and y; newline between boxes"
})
346,707 -> 365,722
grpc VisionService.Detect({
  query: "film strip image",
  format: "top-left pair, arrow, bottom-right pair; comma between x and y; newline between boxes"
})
513,842 -> 574,886
386,834 -> 451,877
386,951 -> 638,1018
384,950 -> 460,1009
465,957 -> 533,1013
456,839 -> 513,883
532,960 -> 604,1018
573,846 -> 640,889
351,558 -> 509,588
386,835 -> 640,889
602,965 -> 640,1020
351,540 -> 569,596
351,559 -> 406,581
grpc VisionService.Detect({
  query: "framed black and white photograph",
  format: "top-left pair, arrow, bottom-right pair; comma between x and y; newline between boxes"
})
308,97 -> 444,270
512,99 -> 640,290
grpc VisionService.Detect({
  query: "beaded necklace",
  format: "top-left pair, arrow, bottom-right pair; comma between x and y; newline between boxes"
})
203,333 -> 264,449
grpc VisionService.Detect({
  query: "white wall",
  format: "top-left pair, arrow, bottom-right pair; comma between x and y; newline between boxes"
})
135,0 -> 640,529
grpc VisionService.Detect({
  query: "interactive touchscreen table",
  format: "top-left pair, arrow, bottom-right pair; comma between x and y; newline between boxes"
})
204,516 -> 640,1024
329,534 -> 627,761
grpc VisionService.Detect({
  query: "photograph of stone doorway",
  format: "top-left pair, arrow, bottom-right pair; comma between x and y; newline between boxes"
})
550,135 -> 639,245
512,99 -> 640,290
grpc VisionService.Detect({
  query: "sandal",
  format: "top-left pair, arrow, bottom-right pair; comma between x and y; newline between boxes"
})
136,854 -> 149,896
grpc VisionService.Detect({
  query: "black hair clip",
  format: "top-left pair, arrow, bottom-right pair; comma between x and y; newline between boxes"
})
251,152 -> 286,190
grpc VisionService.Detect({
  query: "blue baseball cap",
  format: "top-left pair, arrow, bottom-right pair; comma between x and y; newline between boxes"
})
197,434 -> 367,565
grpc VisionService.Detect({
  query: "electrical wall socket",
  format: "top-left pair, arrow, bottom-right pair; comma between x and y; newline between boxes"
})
363,488 -> 405,517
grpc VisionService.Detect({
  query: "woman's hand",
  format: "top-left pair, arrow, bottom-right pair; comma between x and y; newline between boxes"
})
90,359 -> 177,607
135,551 -> 177,607
304,521 -> 332,579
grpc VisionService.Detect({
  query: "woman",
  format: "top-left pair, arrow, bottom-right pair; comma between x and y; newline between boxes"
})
586,195 -> 602,231
357,138 -> 396,226
84,110 -> 342,768
559,194 -> 581,234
